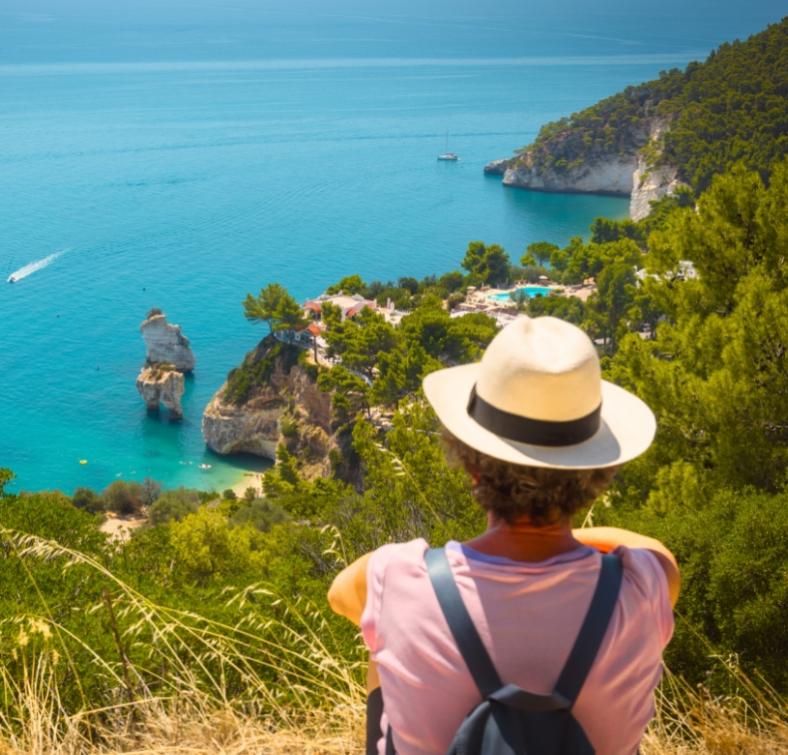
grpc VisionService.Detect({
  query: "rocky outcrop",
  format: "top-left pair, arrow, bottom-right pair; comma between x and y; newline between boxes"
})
483,158 -> 510,176
140,311 -> 195,372
629,120 -> 682,220
202,337 -> 335,478
501,155 -> 636,196
630,162 -> 680,221
136,366 -> 184,420
486,116 -> 681,217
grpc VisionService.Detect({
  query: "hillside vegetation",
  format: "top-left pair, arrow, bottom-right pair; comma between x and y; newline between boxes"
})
2,13 -> 788,745
1,155 -> 786,751
512,17 -> 787,192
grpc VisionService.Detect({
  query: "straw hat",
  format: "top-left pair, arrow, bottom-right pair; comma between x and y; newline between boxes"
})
423,316 -> 655,469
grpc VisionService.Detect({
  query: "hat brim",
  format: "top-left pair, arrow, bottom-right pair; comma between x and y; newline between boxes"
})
423,363 -> 655,470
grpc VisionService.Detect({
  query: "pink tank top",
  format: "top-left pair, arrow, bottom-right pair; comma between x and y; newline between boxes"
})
361,539 -> 673,755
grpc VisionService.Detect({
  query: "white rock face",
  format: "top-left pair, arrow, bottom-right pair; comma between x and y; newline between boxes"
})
502,157 -> 636,196
630,161 -> 680,220
488,116 -> 684,219
140,313 -> 195,372
136,367 -> 185,420
201,394 -> 281,457
629,119 -> 681,220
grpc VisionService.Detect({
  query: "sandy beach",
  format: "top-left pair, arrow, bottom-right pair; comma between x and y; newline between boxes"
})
229,470 -> 265,499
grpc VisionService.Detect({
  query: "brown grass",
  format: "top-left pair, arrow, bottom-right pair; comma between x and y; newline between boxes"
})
0,528 -> 785,755
1,653 -> 785,755
0,686 -> 785,755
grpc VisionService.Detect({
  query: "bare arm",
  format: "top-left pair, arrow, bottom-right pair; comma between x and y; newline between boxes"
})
327,552 -> 372,626
573,526 -> 681,607
327,555 -> 381,696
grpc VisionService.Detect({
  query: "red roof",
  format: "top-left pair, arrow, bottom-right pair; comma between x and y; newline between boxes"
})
304,301 -> 322,313
346,301 -> 374,318
307,322 -> 322,336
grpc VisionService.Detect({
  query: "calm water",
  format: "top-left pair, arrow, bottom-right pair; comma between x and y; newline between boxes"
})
0,5 -> 778,493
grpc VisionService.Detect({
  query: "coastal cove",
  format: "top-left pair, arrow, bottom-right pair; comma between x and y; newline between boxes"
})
0,12 -> 755,495
0,64 -> 638,495
0,5 -> 786,753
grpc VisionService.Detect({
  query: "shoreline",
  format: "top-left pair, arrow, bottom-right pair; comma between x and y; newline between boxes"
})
228,468 -> 266,499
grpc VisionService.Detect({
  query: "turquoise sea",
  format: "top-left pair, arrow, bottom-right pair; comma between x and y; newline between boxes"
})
0,3 -> 780,493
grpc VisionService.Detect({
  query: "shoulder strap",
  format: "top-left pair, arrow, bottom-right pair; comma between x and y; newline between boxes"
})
425,547 -> 502,697
553,553 -> 623,704
425,548 -> 623,705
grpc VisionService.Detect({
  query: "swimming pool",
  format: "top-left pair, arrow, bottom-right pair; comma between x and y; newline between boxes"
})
488,285 -> 553,301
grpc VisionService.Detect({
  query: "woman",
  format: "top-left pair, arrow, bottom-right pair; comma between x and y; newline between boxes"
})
329,316 -> 680,754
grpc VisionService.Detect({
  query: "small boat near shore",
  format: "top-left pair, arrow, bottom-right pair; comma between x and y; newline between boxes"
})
7,275 -> 17,284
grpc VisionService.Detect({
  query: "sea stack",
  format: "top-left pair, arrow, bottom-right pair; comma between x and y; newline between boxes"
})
136,309 -> 194,420
140,309 -> 195,372
136,365 -> 185,420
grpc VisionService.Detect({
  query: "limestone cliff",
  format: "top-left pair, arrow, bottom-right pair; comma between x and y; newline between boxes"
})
483,53 -> 687,219
486,116 -> 683,216
141,311 -> 195,372
136,365 -> 184,420
202,337 -> 335,479
629,120 -> 682,221
486,21 -> 788,217
501,155 -> 637,196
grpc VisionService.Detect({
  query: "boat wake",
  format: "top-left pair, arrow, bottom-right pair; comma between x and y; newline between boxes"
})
7,248 -> 70,283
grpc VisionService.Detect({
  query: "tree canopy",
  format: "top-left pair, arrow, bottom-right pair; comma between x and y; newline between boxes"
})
243,283 -> 307,334
461,241 -> 511,286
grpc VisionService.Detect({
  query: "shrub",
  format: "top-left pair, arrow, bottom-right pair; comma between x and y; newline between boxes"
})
229,499 -> 288,532
102,480 -> 146,516
224,340 -> 299,405
600,486 -> 788,691
280,414 -> 298,437
141,477 -> 162,505
169,508 -> 265,584
148,488 -> 201,525
72,487 -> 104,513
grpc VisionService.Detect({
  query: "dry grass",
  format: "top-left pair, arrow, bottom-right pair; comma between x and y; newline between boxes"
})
1,683 -> 785,755
0,527 -> 785,755
640,667 -> 788,755
0,694 -> 364,755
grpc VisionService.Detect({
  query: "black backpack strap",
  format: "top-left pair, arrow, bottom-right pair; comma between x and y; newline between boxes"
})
554,552 -> 623,704
425,547 -> 503,697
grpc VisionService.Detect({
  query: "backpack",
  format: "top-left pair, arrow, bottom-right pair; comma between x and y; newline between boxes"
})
383,547 -> 623,755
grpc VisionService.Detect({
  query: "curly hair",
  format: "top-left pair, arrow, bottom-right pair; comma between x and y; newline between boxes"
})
441,429 -> 618,526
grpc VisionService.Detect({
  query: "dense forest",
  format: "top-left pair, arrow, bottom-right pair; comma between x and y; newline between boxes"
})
514,17 -> 787,193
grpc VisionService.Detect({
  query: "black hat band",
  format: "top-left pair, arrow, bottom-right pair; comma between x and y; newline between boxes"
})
467,384 -> 601,447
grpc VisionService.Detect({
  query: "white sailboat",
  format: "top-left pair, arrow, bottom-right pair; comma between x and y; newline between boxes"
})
437,131 -> 459,161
